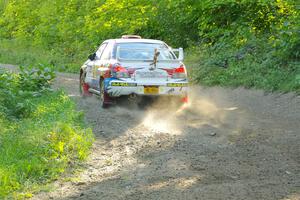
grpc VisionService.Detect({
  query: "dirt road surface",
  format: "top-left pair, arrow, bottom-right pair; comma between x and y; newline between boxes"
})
2,65 -> 300,199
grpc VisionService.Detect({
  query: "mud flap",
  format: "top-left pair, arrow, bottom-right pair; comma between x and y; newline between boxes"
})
181,96 -> 188,103
103,78 -> 117,106
80,71 -> 92,97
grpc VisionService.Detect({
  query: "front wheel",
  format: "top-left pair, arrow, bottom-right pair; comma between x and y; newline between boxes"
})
99,78 -> 110,108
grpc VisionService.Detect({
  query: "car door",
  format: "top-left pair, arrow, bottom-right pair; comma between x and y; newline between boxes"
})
97,42 -> 113,80
91,42 -> 113,90
86,43 -> 108,88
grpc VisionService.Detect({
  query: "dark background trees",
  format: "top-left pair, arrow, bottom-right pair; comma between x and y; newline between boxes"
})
0,0 -> 299,91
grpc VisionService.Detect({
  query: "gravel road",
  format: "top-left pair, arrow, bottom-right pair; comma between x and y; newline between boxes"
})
2,65 -> 299,200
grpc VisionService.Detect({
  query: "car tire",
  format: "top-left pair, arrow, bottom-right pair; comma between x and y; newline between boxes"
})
99,78 -> 110,109
79,70 -> 92,97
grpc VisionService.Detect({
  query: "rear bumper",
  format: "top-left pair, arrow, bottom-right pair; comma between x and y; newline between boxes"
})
104,78 -> 188,97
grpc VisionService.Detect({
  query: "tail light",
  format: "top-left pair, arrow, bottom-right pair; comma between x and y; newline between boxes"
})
112,64 -> 130,78
172,65 -> 187,79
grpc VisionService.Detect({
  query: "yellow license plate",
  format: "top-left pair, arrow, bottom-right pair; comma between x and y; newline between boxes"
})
144,86 -> 159,94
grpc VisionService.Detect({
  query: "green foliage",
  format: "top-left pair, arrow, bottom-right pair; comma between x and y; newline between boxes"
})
0,67 -> 94,198
0,39 -> 79,72
186,36 -> 300,92
18,64 -> 55,92
0,65 -> 55,118
0,0 -> 299,91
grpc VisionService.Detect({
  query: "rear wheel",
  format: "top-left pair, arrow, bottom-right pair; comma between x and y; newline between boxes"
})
79,71 -> 92,97
99,78 -> 110,108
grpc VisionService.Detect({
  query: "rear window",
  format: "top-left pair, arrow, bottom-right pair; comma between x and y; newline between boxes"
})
114,43 -> 176,61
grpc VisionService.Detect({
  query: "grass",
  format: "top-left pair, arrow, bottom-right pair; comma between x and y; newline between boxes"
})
0,89 -> 94,198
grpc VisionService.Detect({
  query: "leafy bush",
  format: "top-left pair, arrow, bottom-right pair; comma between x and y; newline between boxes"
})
186,36 -> 300,93
0,65 -> 55,118
19,65 -> 55,91
0,66 -> 94,198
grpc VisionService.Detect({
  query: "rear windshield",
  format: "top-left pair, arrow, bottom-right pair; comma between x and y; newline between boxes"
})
114,42 -> 176,61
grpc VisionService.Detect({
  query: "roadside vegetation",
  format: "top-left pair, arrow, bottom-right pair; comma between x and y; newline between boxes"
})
0,0 -> 299,92
0,66 -> 94,198
0,0 -> 299,198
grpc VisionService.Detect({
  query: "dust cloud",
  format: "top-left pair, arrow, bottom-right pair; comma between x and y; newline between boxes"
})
139,88 -> 227,135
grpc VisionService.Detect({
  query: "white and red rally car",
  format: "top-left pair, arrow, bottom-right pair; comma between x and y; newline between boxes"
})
80,35 -> 188,108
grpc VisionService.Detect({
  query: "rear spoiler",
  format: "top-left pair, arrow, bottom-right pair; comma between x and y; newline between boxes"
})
172,48 -> 184,61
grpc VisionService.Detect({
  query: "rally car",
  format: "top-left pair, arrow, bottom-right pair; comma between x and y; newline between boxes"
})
79,35 -> 189,108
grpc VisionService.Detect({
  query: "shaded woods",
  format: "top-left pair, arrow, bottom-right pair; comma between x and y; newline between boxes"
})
0,0 -> 299,90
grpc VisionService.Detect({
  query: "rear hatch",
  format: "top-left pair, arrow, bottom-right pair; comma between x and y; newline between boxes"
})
121,61 -> 182,83
115,42 -> 186,83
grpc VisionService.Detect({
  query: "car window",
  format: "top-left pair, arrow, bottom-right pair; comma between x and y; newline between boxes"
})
115,43 -> 176,61
100,42 -> 112,60
96,43 -> 107,59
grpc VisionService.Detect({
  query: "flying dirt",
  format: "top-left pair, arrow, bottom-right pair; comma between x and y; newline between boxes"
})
27,71 -> 300,200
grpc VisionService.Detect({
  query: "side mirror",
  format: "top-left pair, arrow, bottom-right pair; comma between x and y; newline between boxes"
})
88,53 -> 96,61
172,48 -> 184,61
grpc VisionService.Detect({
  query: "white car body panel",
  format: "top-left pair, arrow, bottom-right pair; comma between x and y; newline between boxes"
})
81,38 -> 188,99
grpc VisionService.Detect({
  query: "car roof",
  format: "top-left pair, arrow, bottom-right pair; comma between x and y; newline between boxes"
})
104,39 -> 165,44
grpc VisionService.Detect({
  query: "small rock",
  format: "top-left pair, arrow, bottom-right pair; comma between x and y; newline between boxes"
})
80,193 -> 84,197
75,181 -> 86,186
210,132 -> 217,136
285,171 -> 292,175
230,175 -> 238,179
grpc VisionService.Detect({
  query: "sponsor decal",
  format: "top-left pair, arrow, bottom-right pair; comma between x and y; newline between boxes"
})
167,88 -> 175,94
167,83 -> 188,87
111,82 -> 137,87
104,78 -> 117,90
